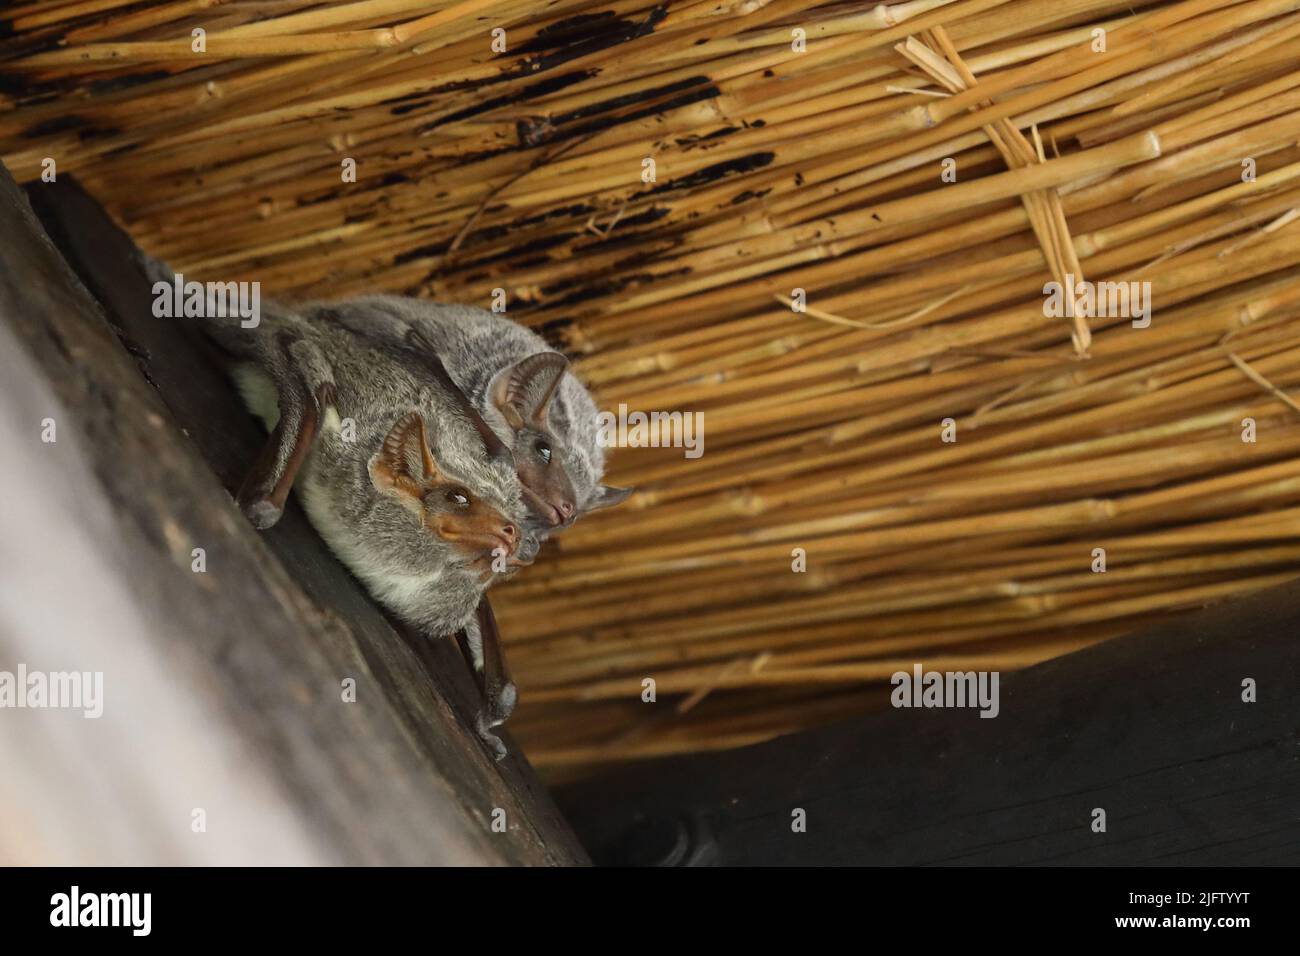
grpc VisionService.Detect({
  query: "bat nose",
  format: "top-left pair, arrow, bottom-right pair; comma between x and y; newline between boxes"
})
547,500 -> 574,526
488,525 -> 519,563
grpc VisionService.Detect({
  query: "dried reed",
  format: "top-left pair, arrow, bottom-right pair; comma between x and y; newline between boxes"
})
5,0 -> 1299,777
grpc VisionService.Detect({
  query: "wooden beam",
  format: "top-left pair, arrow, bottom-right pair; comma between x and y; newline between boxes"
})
557,576 -> 1300,865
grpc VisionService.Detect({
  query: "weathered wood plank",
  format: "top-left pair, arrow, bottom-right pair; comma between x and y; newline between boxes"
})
558,578 -> 1300,865
2,163 -> 585,865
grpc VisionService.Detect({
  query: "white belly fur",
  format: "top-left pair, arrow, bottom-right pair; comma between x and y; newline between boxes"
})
232,363 -> 343,436
231,364 -> 280,431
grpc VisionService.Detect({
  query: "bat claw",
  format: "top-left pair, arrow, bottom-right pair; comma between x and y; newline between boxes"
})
475,711 -> 509,762
473,681 -> 516,762
242,497 -> 283,530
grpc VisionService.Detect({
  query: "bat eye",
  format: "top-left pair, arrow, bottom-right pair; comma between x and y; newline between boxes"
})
445,488 -> 471,508
535,441 -> 552,463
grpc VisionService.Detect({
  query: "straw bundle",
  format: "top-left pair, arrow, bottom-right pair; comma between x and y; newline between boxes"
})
5,0 -> 1300,778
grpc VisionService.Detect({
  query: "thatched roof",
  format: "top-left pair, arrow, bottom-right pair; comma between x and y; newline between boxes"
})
5,0 -> 1300,777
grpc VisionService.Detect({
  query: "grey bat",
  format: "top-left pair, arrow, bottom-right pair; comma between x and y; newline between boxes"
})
294,297 -> 638,758
143,258 -> 527,757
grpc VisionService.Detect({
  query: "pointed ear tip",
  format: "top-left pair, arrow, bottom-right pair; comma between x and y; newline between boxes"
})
386,408 -> 425,438
384,410 -> 423,445
514,350 -> 568,375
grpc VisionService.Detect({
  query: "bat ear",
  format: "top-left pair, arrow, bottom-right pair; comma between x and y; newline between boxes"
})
490,352 -> 568,431
584,484 -> 633,513
405,333 -> 512,463
369,410 -> 443,510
